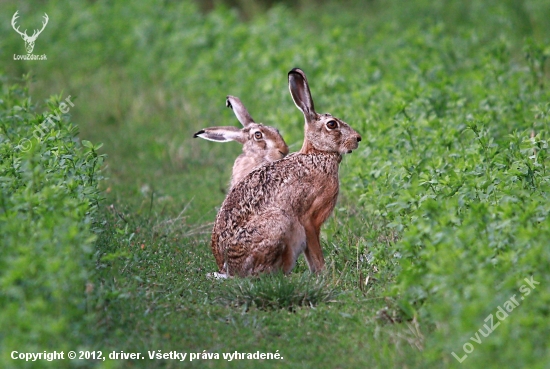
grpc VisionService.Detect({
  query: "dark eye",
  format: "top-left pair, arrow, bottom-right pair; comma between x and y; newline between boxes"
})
254,131 -> 263,139
326,120 -> 338,130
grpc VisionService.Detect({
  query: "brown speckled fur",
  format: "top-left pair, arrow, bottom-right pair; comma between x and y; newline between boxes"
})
211,69 -> 361,276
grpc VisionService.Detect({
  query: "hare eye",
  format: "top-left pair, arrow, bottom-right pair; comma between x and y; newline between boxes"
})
254,131 -> 263,140
326,120 -> 338,130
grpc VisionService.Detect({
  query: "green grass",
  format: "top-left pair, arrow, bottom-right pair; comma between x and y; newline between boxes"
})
215,271 -> 340,311
89,202 -> 413,368
1,0 -> 550,368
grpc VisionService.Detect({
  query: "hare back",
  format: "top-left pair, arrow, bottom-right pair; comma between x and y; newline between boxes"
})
230,154 -> 264,189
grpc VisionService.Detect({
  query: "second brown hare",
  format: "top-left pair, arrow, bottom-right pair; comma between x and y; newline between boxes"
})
211,68 -> 361,277
194,95 -> 289,190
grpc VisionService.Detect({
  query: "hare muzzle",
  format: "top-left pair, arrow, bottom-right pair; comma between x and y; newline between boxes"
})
347,133 -> 362,153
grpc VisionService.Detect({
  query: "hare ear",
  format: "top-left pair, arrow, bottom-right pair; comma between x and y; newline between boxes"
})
288,68 -> 316,121
193,126 -> 247,144
226,95 -> 255,127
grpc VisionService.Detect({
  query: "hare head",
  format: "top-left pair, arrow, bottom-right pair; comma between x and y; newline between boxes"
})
194,95 -> 289,189
211,68 -> 362,277
288,68 -> 361,155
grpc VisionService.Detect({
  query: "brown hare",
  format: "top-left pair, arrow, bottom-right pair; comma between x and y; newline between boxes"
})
194,95 -> 289,190
211,68 -> 361,277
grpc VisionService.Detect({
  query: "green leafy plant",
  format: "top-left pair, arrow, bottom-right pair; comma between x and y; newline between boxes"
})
0,77 -> 104,367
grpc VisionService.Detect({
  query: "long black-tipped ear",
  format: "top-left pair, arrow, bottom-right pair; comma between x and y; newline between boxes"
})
193,126 -> 247,144
288,68 -> 316,121
226,95 -> 255,127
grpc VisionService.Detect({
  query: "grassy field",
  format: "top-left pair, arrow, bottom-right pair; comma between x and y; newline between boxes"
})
1,0 -> 550,368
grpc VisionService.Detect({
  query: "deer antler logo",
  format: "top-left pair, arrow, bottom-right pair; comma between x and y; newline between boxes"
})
11,11 -> 49,54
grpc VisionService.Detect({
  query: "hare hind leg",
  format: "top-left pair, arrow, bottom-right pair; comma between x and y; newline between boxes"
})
227,211 -> 305,276
226,211 -> 286,276
248,213 -> 305,275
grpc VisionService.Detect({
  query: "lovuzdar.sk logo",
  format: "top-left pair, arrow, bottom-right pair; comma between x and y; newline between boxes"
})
11,10 -> 49,61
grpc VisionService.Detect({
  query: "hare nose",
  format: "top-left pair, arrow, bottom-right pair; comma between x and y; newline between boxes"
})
356,135 -> 362,142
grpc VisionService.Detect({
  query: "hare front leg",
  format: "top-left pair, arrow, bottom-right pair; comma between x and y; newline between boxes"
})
302,188 -> 339,273
281,221 -> 306,274
303,223 -> 325,273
